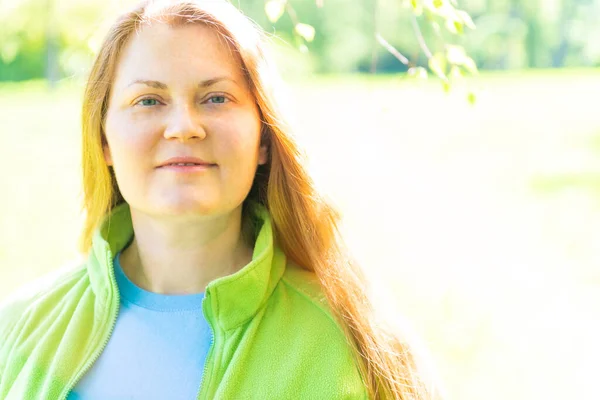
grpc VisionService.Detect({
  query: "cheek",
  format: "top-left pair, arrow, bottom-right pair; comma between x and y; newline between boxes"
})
104,114 -> 159,192
212,112 -> 262,163
105,114 -> 157,164
217,129 -> 261,168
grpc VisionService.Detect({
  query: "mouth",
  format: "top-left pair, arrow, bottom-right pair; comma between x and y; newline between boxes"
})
161,163 -> 213,167
158,163 -> 215,172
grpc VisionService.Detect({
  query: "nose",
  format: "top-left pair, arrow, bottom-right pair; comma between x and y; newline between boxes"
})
163,104 -> 207,142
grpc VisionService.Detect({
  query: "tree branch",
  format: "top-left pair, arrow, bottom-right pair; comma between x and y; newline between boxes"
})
285,2 -> 300,26
411,14 -> 433,59
375,34 -> 409,65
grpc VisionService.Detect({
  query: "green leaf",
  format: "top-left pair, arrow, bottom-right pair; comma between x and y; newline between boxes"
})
462,57 -> 479,75
442,80 -> 451,93
453,20 -> 464,34
449,65 -> 462,80
265,0 -> 286,23
444,18 -> 457,34
424,8 -> 435,21
410,0 -> 423,16
467,91 -> 477,105
408,67 -> 428,79
433,0 -> 444,8
445,45 -> 478,75
446,45 -> 468,65
428,52 -> 447,80
457,10 -> 476,29
295,23 -> 316,42
444,17 -> 464,34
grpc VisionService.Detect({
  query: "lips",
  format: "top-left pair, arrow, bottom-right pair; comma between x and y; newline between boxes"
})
158,157 -> 215,168
164,162 -> 206,166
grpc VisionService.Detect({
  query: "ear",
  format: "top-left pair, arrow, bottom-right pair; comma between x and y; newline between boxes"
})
102,136 -> 113,166
258,143 -> 268,166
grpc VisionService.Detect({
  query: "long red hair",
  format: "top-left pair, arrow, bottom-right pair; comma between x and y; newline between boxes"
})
79,1 -> 439,398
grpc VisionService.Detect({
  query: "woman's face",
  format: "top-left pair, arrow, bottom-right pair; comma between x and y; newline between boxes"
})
103,23 -> 267,217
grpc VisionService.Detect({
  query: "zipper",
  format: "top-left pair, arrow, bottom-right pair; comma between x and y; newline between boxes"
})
196,290 -> 216,400
57,251 -> 217,399
59,251 -> 121,400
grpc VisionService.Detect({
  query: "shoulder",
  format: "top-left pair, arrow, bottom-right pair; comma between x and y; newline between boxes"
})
271,262 -> 368,397
280,261 -> 336,325
280,262 -> 322,298
278,261 -> 355,355
0,257 -> 87,348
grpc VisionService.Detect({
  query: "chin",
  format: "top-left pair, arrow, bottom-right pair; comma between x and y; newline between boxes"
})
166,203 -> 218,216
153,195 -> 220,216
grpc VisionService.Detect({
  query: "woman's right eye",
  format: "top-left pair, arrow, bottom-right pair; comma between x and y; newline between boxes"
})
136,98 -> 160,107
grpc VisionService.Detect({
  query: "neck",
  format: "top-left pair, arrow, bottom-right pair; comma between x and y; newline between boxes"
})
119,205 -> 254,294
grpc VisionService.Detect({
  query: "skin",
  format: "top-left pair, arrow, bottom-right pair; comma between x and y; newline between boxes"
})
102,23 -> 268,294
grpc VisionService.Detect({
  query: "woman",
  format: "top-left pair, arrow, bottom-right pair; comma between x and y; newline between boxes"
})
0,0 -> 440,399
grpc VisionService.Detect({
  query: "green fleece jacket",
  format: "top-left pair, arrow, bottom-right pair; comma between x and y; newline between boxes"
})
0,202 -> 367,399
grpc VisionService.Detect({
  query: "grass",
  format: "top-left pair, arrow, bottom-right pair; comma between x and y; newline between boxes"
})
1,70 -> 600,400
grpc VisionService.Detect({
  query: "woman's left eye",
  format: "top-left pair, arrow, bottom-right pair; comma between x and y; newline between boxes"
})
136,98 -> 160,107
207,95 -> 227,104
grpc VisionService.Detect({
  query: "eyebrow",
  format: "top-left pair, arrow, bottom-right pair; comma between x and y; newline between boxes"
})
127,77 -> 237,89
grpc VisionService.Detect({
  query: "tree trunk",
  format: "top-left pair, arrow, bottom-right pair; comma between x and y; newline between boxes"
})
45,0 -> 59,89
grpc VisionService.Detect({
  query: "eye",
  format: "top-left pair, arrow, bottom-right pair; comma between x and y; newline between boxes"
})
135,98 -> 161,107
207,95 -> 228,104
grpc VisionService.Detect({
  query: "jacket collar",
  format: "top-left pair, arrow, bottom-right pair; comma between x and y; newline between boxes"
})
86,201 -> 287,330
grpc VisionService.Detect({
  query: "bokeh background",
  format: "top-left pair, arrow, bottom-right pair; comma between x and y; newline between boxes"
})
1,0 -> 600,399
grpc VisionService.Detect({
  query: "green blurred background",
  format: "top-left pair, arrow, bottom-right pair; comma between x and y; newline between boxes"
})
1,1 -> 600,399
1,0 -> 600,80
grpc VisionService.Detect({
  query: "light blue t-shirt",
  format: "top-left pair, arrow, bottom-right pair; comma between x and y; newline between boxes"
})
67,250 -> 212,399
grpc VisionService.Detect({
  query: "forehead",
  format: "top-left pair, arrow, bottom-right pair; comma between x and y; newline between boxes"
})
112,23 -> 243,87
